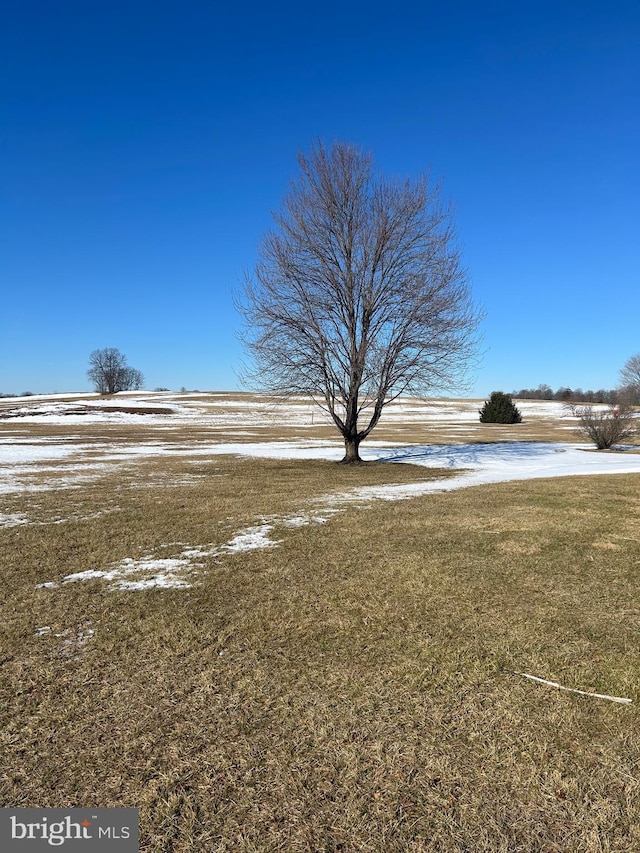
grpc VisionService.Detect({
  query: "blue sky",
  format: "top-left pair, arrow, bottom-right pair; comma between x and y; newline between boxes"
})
2,1 -> 639,396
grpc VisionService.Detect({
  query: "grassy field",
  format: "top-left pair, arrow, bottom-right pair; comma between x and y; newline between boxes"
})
1,400 -> 639,851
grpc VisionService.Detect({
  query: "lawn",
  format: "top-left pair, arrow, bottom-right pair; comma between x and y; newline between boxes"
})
1,396 -> 639,851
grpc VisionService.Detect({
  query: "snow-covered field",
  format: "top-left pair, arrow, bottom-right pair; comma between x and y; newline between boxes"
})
3,392 -> 639,590
0,391 -> 636,496
0,392 -> 580,427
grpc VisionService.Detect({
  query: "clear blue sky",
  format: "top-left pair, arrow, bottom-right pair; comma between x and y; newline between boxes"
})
2,1 -> 639,396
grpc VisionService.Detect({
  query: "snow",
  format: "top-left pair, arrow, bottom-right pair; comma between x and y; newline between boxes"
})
3,393 -> 639,591
32,438 -> 640,592
322,442 -> 640,504
38,522 -> 285,591
0,443 -> 80,464
224,524 -> 281,552
0,512 -> 28,528
0,397 -> 326,427
62,560 -> 194,591
34,622 -> 95,656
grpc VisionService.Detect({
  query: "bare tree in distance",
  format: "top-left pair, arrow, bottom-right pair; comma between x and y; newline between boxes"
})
88,348 -> 144,395
570,403 -> 637,450
619,353 -> 640,405
238,141 -> 483,463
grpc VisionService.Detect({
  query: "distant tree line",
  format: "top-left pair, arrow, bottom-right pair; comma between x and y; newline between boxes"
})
512,355 -> 640,405
510,384 -> 623,404
513,385 -> 640,405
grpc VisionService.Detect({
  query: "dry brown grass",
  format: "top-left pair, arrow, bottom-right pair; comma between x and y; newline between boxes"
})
1,400 -> 640,851
1,391 -> 616,449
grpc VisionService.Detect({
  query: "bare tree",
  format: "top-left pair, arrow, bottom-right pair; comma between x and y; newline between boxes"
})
571,404 -> 637,450
619,353 -> 640,404
238,141 -> 482,462
88,348 -> 144,395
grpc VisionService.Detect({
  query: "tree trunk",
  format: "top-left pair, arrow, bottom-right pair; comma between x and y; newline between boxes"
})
340,435 -> 362,464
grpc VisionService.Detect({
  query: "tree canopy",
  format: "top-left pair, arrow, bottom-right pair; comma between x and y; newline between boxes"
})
87,348 -> 144,395
619,353 -> 640,404
239,141 -> 482,462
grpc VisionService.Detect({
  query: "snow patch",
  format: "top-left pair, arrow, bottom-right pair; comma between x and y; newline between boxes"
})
224,524 -> 281,552
34,622 -> 94,656
0,512 -> 28,527
39,521 -> 286,591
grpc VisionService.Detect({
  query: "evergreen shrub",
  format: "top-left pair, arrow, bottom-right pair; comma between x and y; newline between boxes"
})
479,391 -> 523,424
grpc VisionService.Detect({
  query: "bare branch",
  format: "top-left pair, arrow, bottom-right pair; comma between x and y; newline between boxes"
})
572,404 -> 637,449
619,354 -> 640,405
87,348 -> 144,395
237,141 -> 483,462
